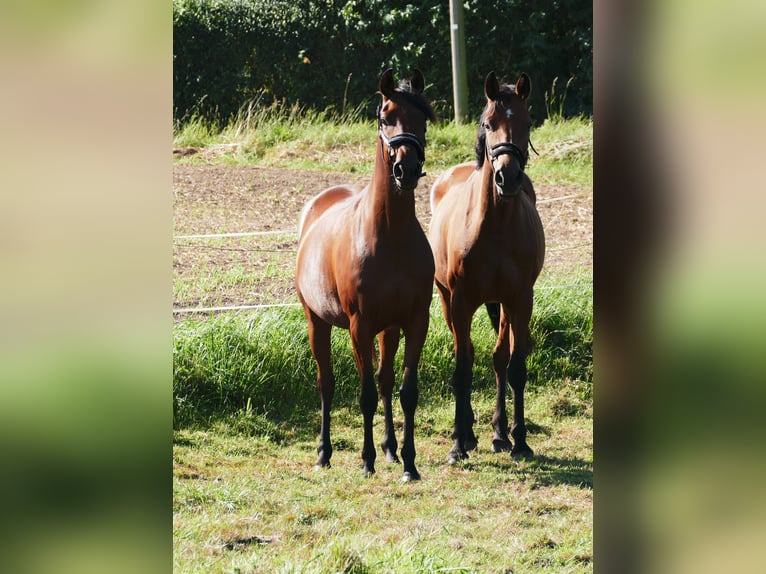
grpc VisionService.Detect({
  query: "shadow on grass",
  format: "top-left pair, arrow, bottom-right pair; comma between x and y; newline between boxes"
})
455,451 -> 592,490
524,454 -> 592,489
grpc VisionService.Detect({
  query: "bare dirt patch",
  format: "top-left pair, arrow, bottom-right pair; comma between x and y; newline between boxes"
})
173,165 -> 591,310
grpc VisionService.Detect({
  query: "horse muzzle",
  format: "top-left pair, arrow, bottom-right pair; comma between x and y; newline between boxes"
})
393,158 -> 424,191
494,165 -> 523,198
380,130 -> 426,191
489,141 -> 526,199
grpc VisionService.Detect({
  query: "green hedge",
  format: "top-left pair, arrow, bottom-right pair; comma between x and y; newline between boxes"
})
173,0 -> 591,125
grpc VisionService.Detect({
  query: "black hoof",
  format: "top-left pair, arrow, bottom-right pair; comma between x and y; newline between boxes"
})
492,438 -> 513,453
380,440 -> 400,463
362,465 -> 376,478
402,470 -> 421,482
447,450 -> 469,465
382,449 -> 400,464
313,461 -> 331,471
511,443 -> 534,459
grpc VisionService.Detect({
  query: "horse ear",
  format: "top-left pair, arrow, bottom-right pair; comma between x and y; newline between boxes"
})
484,72 -> 500,101
379,68 -> 396,98
410,69 -> 425,94
515,73 -> 531,100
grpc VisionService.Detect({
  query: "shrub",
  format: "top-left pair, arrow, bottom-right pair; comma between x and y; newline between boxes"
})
173,0 -> 592,125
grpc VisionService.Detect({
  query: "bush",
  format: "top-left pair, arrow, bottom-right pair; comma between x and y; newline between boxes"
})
173,0 -> 591,127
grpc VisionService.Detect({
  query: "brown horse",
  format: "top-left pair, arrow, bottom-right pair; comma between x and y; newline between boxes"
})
295,69 -> 436,481
428,72 -> 545,464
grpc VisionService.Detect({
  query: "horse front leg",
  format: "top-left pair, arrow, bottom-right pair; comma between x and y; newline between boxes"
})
350,318 -> 378,477
400,308 -> 429,481
448,297 -> 474,464
306,310 -> 335,468
378,327 -> 401,463
509,290 -> 534,458
491,305 -> 513,452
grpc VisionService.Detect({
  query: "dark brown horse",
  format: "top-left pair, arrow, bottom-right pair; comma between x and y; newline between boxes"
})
428,72 -> 545,464
295,69 -> 436,481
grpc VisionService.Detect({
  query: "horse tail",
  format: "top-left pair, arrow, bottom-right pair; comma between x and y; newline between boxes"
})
485,302 -> 500,334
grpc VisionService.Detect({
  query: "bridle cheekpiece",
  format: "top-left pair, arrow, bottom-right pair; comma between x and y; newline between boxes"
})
376,104 -> 426,178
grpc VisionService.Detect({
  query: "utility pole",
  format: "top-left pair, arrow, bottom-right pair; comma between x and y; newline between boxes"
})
449,0 -> 469,124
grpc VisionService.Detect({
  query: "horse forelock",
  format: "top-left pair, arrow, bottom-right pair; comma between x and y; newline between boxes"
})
394,80 -> 436,122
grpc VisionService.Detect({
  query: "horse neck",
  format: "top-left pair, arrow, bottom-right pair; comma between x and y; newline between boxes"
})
469,157 -> 523,229
362,138 -> 417,232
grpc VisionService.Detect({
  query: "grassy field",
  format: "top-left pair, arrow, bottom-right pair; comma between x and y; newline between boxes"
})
173,111 -> 592,573
174,102 -> 592,189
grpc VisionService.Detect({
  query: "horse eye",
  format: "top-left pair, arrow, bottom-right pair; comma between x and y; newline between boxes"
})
482,121 -> 492,131
379,117 -> 389,126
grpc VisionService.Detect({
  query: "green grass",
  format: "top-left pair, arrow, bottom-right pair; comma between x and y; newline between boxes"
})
173,109 -> 592,572
173,274 -> 591,428
174,104 -> 592,189
173,391 -> 592,574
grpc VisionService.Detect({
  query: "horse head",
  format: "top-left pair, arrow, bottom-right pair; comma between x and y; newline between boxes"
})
377,68 -> 435,192
476,71 -> 532,199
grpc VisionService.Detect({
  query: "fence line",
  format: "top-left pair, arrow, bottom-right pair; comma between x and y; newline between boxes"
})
172,283 -> 592,315
172,192 -> 587,242
175,230 -> 297,240
175,243 -> 297,253
537,192 -> 588,205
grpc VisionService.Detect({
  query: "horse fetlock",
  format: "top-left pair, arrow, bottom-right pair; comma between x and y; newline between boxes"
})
361,446 -> 377,477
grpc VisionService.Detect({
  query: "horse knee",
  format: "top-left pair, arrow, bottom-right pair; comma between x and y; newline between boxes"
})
507,352 -> 527,391
399,378 -> 419,413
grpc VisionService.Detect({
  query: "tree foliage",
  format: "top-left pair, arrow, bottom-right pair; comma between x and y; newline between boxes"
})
173,0 -> 591,125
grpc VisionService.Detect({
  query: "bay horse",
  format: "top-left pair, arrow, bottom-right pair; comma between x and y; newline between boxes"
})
295,69 -> 436,481
428,72 -> 545,464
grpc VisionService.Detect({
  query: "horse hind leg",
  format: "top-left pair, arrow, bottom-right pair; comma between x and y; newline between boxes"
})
491,306 -> 513,453
306,310 -> 335,469
508,292 -> 535,458
377,327 -> 400,463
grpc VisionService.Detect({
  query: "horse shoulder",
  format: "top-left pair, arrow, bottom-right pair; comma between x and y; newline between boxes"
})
430,161 -> 476,213
298,184 -> 362,239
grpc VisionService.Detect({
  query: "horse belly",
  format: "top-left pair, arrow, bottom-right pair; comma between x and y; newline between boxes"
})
297,268 -> 348,328
296,224 -> 350,329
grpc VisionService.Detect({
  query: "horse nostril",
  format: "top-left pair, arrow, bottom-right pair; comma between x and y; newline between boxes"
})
393,162 -> 405,181
494,170 -> 505,189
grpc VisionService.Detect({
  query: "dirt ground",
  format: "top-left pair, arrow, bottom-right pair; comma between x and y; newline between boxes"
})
173,165 -> 592,310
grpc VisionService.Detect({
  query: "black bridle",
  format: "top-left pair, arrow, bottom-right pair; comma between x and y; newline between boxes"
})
376,104 -> 427,177
488,141 -> 528,172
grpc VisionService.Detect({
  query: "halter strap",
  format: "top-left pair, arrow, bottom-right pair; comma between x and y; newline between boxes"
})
376,104 -> 426,163
488,142 -> 528,171
379,130 -> 426,163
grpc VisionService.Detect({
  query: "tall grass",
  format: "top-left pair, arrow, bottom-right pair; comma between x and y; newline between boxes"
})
173,275 -> 592,429
174,101 -> 592,188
